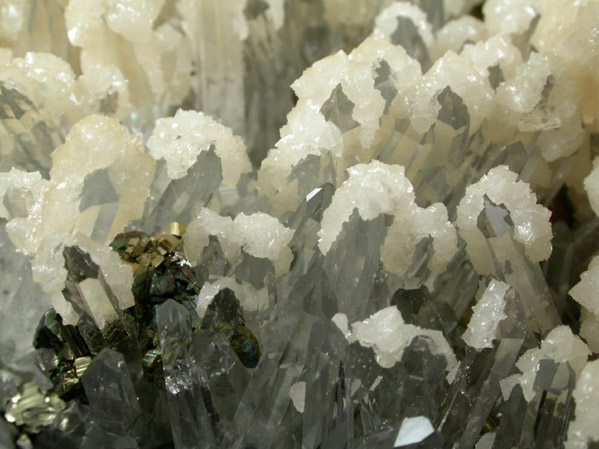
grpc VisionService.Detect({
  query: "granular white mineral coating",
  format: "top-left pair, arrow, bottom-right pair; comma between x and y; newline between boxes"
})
289,381 -> 306,414
2,52 -> 78,116
105,0 -> 163,43
318,161 -> 457,274
431,16 -> 487,61
580,313 -> 599,354
195,278 -> 268,318
462,279 -> 509,350
495,52 -> 551,114
0,0 -> 27,43
258,37 -> 416,206
234,212 -> 294,276
234,213 -> 293,268
147,109 -> 251,185
291,46 -> 385,148
459,35 -> 520,81
509,325 -> 590,402
185,208 -> 294,276
456,165 -> 553,275
372,3 -> 434,50
5,115 -> 154,299
584,157 -> 599,218
184,208 -> 237,265
569,255 -> 599,317
408,50 -> 493,133
530,0 -> 599,126
482,0 -> 537,36
350,306 -> 457,376
565,360 -> 599,449
349,37 -> 422,92
382,202 -> 458,276
65,0 -> 108,47
318,161 -> 412,255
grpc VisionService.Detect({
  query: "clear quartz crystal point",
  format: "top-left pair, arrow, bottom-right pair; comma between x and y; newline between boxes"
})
157,299 -> 217,449
80,348 -> 142,449
62,245 -> 144,380
474,196 -> 560,336
439,283 -> 526,448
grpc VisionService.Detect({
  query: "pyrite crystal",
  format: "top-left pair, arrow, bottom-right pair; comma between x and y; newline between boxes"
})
1,0 -> 599,448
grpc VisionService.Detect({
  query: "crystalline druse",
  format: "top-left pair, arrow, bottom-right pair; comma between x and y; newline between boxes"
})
457,165 -> 553,275
318,161 -> 457,276
462,279 -> 509,350
565,360 -> 599,449
2,0 -> 599,447
502,325 -> 590,402
147,109 -> 251,185
350,305 -> 457,375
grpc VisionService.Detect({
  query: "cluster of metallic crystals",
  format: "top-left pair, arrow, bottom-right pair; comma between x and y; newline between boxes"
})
1,0 -> 599,448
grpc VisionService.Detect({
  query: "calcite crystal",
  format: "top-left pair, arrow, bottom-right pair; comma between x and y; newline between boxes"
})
1,0 -> 599,448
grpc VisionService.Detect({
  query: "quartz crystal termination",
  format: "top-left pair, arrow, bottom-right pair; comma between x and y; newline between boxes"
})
2,0 -> 599,448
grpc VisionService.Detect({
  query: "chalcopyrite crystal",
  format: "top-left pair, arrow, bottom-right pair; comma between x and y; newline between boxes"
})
1,0 -> 599,448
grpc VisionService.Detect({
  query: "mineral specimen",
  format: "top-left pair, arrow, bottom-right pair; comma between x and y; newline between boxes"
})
1,0 -> 599,448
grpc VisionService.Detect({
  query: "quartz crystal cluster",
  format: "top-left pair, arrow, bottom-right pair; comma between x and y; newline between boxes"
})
0,0 -> 599,448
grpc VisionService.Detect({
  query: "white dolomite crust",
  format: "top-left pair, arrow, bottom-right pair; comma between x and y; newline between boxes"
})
184,208 -> 237,265
431,16 -> 487,61
185,208 -> 294,276
290,47 -> 385,149
350,306 -> 457,376
0,0 -> 28,43
407,50 -> 493,133
502,326 -> 590,402
65,0 -> 195,119
3,52 -> 78,117
372,3 -> 434,50
104,0 -> 164,43
580,313 -> 599,354
459,35 -> 521,81
234,213 -> 293,265
5,115 -> 154,301
584,157 -> 599,218
495,52 -> 551,115
195,278 -> 269,318
565,360 -> 599,449
258,38 -> 419,209
569,255 -> 599,318
462,280 -> 510,350
147,109 -> 251,185
318,161 -> 457,275
482,0 -> 536,36
456,165 -> 553,275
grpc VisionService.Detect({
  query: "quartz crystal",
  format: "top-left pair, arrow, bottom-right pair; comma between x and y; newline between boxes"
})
1,0 -> 599,448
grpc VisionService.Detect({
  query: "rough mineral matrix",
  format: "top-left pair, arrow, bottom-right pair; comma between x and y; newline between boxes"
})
0,0 -> 598,448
